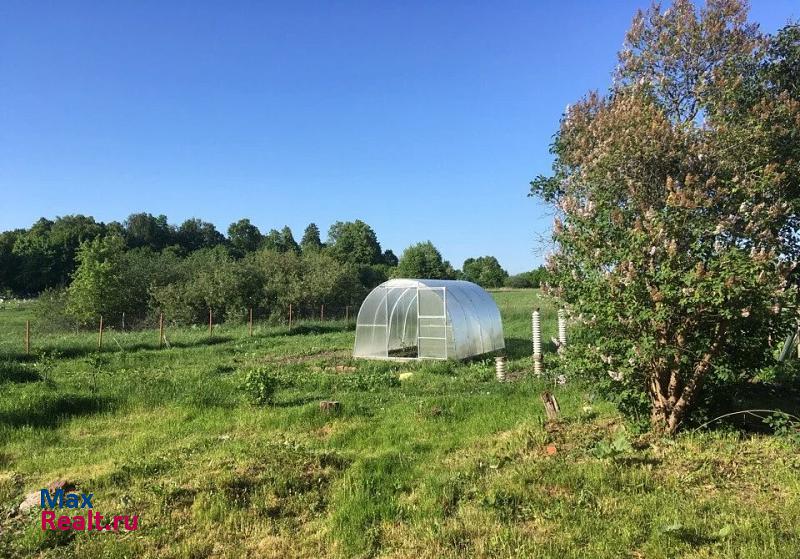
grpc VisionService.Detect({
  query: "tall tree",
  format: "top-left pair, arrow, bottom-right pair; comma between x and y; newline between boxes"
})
48,215 -> 104,286
124,213 -> 173,251
300,223 -> 323,252
11,218 -> 57,293
281,226 -> 301,254
530,2 -> 800,434
0,230 -> 22,294
396,241 -> 455,279
327,220 -> 382,266
176,218 -> 225,252
66,234 -> 130,324
462,256 -> 508,288
382,249 -> 399,267
227,218 -> 262,256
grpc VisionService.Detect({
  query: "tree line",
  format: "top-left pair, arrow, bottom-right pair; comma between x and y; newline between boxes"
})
0,213 -> 545,326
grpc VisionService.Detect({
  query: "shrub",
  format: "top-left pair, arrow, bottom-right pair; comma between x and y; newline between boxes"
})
243,369 -> 279,405
530,4 -> 800,433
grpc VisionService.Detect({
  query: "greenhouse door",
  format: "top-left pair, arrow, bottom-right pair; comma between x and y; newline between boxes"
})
417,287 -> 447,359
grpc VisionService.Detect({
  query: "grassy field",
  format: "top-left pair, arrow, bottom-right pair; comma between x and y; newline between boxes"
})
0,290 -> 799,558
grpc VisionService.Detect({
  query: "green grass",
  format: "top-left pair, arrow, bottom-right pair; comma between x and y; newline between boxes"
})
0,290 -> 798,558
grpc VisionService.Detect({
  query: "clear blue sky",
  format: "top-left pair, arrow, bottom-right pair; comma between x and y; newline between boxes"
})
1,1 -> 796,273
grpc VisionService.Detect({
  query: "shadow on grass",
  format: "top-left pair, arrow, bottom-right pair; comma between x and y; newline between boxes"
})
0,336 -> 236,363
710,380 -> 800,433
272,395 -> 326,408
0,361 -> 41,384
504,337 -> 558,360
0,394 -> 115,429
287,324 -> 348,336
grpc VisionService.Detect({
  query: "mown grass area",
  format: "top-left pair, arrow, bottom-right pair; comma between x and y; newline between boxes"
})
0,290 -> 798,558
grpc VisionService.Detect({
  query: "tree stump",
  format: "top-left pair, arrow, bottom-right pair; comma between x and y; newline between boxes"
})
319,400 -> 340,413
541,392 -> 560,421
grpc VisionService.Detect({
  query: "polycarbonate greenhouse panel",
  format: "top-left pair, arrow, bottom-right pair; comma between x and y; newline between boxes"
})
353,279 -> 505,360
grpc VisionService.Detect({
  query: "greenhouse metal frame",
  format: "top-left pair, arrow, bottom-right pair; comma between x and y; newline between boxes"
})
353,279 -> 505,361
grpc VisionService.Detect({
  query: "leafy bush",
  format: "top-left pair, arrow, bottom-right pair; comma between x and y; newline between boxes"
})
243,369 -> 279,405
763,412 -> 800,444
34,288 -> 76,332
530,5 -> 800,433
591,431 -> 634,460
243,365 -> 400,403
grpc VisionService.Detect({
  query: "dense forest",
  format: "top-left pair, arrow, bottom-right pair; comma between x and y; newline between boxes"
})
0,213 -> 546,327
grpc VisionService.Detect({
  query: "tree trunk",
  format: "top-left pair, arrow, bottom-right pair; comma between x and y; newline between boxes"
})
649,323 -> 725,435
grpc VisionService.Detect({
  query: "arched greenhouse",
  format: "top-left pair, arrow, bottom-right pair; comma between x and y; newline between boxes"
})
353,278 -> 505,360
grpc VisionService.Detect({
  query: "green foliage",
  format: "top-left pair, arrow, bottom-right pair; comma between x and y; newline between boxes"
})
531,3 -> 800,433
462,256 -> 508,288
396,241 -> 456,279
123,213 -> 173,251
763,411 -> 800,443
151,246 -> 257,324
300,222 -> 323,252
227,218 -> 262,256
591,430 -> 634,459
34,349 -> 61,383
242,368 -> 279,405
66,235 -> 130,325
33,288 -> 76,332
504,266 -> 548,288
326,220 -> 382,266
381,249 -> 398,267
175,218 -> 225,253
1,213 -> 432,325
3,215 -> 104,294
261,226 -> 300,254
280,226 -> 301,254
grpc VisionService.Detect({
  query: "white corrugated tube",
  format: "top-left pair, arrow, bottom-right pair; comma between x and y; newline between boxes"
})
558,309 -> 567,348
495,356 -> 507,382
532,307 -> 542,375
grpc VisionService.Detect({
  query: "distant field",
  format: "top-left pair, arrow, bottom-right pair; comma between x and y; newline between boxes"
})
1,290 -> 799,558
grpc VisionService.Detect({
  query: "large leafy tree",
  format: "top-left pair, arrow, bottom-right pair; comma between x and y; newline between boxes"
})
300,223 -> 324,253
326,220 -> 382,267
9,215 -> 104,293
176,218 -> 225,253
462,256 -> 508,288
124,213 -> 173,251
531,2 -> 800,433
260,226 -> 300,253
396,241 -> 455,279
280,226 -> 301,254
66,234 -> 130,324
11,218 -> 57,293
0,230 -> 22,294
227,218 -> 262,256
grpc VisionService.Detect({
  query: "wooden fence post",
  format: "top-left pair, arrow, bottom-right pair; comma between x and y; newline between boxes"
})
249,307 -> 253,337
159,312 -> 164,349
321,304 -> 324,321
289,303 -> 293,330
122,312 -> 126,331
208,309 -> 213,338
98,316 -> 104,350
25,320 -> 30,355
345,305 -> 349,322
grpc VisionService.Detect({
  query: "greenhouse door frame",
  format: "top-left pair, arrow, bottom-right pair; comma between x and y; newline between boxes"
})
415,286 -> 448,360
